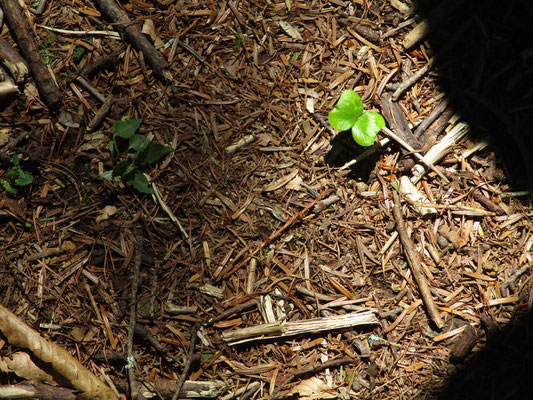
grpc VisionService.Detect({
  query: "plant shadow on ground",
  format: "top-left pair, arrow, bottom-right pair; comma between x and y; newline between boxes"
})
415,0 -> 533,193
414,0 -> 533,398
324,130 -> 378,181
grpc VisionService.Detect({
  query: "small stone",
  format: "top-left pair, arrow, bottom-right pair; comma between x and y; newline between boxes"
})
355,182 -> 368,194
437,236 -> 449,249
351,377 -> 362,391
447,364 -> 457,375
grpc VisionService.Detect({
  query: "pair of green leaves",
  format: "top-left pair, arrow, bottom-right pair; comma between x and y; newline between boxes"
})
101,119 -> 173,194
328,90 -> 386,147
2,154 -> 33,194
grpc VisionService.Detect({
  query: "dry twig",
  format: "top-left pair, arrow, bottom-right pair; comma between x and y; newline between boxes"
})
392,190 -> 444,328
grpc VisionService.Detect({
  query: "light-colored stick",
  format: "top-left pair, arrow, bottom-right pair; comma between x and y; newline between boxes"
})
223,311 -> 378,345
411,122 -> 469,184
382,127 -> 449,183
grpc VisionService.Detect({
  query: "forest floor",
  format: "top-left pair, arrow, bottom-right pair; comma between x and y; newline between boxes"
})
1,1 -> 532,399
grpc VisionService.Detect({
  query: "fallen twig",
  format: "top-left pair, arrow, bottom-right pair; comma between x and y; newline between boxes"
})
222,310 -> 378,345
0,37 -> 29,83
392,190 -> 444,329
413,96 -> 449,138
92,0 -> 172,81
171,324 -> 200,400
392,59 -> 434,101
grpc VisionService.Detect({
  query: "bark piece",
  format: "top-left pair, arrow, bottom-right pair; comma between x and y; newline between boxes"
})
0,37 -> 29,83
381,96 -> 421,149
450,324 -> 478,363
0,0 -> 61,110
91,0 -> 171,81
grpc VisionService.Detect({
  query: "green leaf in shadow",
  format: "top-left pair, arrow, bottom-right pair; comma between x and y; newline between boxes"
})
136,142 -> 174,166
127,171 -> 154,194
113,119 -> 142,139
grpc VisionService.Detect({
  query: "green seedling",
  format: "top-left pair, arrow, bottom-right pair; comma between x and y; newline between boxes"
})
101,118 -> 174,194
328,90 -> 386,146
1,154 -> 33,194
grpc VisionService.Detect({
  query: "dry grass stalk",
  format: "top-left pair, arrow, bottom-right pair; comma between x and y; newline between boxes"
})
222,311 -> 378,345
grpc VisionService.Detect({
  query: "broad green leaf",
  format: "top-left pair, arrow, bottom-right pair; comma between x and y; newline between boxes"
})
328,90 -> 364,131
100,170 -> 114,180
12,154 -> 20,167
127,171 -> 154,194
113,119 -> 142,139
112,160 -> 134,178
351,111 -> 385,147
5,169 -> 19,178
2,181 -> 17,194
128,134 -> 150,152
136,142 -> 174,166
14,170 -> 33,186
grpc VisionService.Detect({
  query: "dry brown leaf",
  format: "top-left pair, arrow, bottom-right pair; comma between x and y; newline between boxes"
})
288,377 -> 335,399
77,132 -> 108,152
0,304 -> 118,400
141,19 -> 165,49
263,169 -> 299,192
279,20 -> 303,40
0,128 -> 10,147
0,352 -> 62,385
96,205 -> 118,223
61,240 -> 77,252
286,173 -> 303,190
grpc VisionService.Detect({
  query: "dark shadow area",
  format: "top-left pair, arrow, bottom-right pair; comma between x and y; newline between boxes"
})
431,308 -> 533,399
412,0 -> 533,398
414,0 -> 533,192
324,130 -> 378,181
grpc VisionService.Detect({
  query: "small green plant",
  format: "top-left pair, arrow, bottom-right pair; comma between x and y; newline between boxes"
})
328,90 -> 386,146
101,118 -> 174,194
1,154 -> 33,194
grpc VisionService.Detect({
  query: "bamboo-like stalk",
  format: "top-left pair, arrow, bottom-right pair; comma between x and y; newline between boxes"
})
222,311 -> 378,345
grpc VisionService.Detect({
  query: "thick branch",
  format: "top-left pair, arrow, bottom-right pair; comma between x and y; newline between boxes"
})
0,0 -> 61,110
91,0 -> 171,81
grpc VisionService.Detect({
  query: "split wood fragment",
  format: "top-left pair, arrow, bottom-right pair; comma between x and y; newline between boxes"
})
135,379 -> 227,399
222,311 -> 378,345
391,190 -> 444,329
410,122 -> 469,184
382,126 -> 449,183
0,0 -> 61,110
